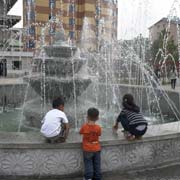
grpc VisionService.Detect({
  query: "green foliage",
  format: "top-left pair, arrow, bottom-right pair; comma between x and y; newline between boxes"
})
151,29 -> 179,64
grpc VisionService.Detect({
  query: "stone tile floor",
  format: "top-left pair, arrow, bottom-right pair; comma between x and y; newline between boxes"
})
1,164 -> 178,180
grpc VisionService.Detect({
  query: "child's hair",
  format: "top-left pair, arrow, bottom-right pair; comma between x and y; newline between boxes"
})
52,97 -> 64,108
87,107 -> 99,121
122,94 -> 140,113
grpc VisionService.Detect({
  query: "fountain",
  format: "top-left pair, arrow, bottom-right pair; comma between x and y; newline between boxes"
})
1,0 -> 180,179
23,27 -> 91,129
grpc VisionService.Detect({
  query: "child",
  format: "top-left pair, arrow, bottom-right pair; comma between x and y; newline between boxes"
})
40,97 -> 69,143
80,108 -> 102,180
113,94 -> 147,140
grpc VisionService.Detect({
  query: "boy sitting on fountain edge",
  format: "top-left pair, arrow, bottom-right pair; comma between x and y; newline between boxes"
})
40,97 -> 69,143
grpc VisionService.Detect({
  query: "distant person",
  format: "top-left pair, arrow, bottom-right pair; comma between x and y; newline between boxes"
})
40,97 -> 69,143
113,94 -> 148,140
0,62 -> 3,77
170,68 -> 177,89
154,68 -> 161,80
80,108 -> 102,180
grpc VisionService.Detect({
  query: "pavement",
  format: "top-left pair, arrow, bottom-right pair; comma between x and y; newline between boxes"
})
0,77 -> 179,92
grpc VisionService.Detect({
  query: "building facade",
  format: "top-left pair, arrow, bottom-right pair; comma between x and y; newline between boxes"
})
149,17 -> 180,45
23,0 -> 118,51
0,0 -> 21,50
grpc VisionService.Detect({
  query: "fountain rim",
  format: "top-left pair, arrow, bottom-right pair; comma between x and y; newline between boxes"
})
0,122 -> 179,149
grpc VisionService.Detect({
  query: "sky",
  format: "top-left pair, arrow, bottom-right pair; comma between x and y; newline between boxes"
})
8,0 -> 179,39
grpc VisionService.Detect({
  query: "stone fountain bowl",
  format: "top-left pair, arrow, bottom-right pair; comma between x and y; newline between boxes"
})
29,76 -> 91,102
34,57 -> 86,77
44,45 -> 77,58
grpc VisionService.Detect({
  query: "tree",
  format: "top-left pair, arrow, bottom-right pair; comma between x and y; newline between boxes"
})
151,29 -> 178,66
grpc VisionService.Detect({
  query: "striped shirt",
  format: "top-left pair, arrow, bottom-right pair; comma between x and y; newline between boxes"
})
117,108 -> 147,126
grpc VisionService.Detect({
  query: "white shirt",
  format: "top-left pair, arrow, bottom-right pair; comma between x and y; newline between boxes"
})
40,109 -> 68,138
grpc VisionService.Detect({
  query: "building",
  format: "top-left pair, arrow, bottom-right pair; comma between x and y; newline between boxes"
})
0,1 -> 33,77
23,0 -> 118,51
149,17 -> 180,45
0,0 -> 21,50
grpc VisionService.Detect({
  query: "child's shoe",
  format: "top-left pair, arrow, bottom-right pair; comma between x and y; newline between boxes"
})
122,130 -> 135,140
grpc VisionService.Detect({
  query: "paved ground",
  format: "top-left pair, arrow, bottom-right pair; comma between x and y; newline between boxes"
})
0,78 -> 179,92
1,164 -> 179,180
45,164 -> 180,180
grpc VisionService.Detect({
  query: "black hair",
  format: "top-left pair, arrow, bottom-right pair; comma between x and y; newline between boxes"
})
122,94 -> 140,113
52,97 -> 64,108
87,107 -> 99,121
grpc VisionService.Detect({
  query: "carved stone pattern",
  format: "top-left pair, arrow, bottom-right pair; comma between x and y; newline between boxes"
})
101,147 -> 122,171
124,143 -> 154,167
1,152 -> 34,175
0,149 -> 82,176
44,150 -> 82,175
0,138 -> 178,176
30,150 -> 50,175
173,139 -> 180,158
153,140 -> 174,163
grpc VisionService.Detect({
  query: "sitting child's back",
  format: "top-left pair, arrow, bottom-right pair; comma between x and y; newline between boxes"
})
41,108 -> 68,138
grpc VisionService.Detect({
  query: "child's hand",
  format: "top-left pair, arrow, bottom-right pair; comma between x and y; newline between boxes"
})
112,125 -> 118,135
113,124 -> 118,131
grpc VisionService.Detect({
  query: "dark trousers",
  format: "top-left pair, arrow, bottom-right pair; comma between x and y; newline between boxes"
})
46,123 -> 66,143
83,151 -> 101,180
120,118 -> 147,137
171,79 -> 176,89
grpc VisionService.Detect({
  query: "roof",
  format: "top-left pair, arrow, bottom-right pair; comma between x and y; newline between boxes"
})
0,0 -> 18,15
6,0 -> 18,12
149,17 -> 180,29
0,15 -> 21,28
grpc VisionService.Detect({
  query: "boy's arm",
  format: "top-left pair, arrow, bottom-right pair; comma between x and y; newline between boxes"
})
98,127 -> 102,136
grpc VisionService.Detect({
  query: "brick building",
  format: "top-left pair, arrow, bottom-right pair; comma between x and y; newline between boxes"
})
149,17 -> 180,45
23,0 -> 118,51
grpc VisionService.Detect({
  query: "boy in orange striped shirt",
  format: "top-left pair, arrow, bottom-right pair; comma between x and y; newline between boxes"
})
80,108 -> 102,180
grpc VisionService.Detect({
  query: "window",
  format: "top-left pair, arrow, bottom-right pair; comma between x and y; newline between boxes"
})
26,40 -> 35,48
96,19 -> 99,26
96,6 -> 100,15
69,18 -> 75,25
26,11 -> 35,21
12,61 -> 22,70
49,15 -> 56,21
49,0 -> 55,9
113,10 -> 117,17
69,31 -> 75,39
69,4 -> 75,12
26,0 -> 34,5
28,26 -> 35,35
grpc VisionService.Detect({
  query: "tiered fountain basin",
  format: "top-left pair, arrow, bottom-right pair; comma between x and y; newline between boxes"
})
23,41 -> 91,128
44,45 -> 77,58
30,75 -> 91,102
0,122 -> 180,178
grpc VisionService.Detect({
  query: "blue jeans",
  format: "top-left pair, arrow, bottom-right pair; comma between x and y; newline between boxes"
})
83,151 -> 101,180
120,118 -> 147,137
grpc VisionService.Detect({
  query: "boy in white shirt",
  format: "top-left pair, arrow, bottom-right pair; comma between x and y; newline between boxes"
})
40,97 -> 69,143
